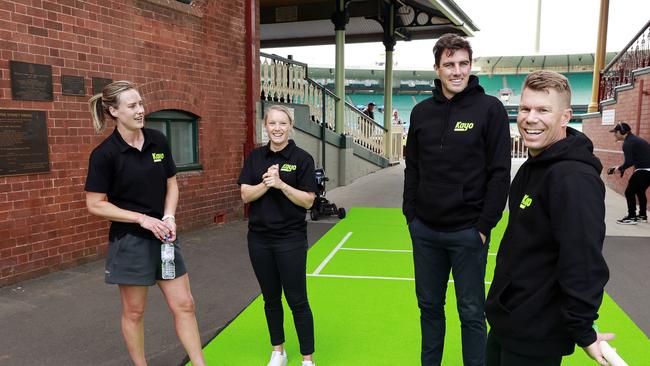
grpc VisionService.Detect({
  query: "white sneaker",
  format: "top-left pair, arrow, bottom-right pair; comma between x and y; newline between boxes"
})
267,350 -> 287,366
301,361 -> 315,366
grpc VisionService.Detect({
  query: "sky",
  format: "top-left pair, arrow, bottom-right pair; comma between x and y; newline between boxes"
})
262,0 -> 650,70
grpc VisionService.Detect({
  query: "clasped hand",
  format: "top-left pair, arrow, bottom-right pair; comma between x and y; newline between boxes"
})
262,164 -> 285,189
139,214 -> 176,242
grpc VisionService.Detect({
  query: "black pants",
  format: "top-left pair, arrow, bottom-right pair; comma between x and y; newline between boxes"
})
409,218 -> 488,366
625,170 -> 650,216
248,235 -> 314,355
486,332 -> 561,366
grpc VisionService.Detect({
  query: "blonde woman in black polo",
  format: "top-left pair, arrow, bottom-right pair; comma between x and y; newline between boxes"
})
85,81 -> 205,366
238,105 -> 318,366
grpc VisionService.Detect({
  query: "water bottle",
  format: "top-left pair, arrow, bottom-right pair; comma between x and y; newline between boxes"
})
161,237 -> 175,280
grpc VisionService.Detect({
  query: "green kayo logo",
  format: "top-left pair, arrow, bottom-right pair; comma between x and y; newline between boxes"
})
152,153 -> 165,162
519,194 -> 533,209
454,121 -> 474,132
280,164 -> 297,172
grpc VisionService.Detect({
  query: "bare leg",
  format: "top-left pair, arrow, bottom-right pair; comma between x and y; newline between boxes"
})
158,274 -> 206,366
119,285 -> 149,366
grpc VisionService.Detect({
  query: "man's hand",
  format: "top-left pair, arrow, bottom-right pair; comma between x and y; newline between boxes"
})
607,166 -> 617,175
583,332 -> 615,365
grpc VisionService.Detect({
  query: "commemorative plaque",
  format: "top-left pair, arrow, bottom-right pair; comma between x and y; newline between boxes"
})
92,77 -> 112,94
61,75 -> 85,96
0,110 -> 50,176
10,61 -> 53,101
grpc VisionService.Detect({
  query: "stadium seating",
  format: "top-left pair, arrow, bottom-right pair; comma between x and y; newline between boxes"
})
343,72 -> 593,130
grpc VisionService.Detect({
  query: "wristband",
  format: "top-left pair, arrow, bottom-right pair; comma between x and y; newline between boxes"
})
162,215 -> 176,222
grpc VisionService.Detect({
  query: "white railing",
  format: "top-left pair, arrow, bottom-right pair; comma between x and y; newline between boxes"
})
260,53 -> 335,131
260,53 -> 307,105
390,124 -> 405,163
260,52 -> 391,159
511,135 -> 528,158
343,103 -> 386,156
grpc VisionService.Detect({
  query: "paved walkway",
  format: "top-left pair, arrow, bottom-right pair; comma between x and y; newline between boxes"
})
0,162 -> 648,366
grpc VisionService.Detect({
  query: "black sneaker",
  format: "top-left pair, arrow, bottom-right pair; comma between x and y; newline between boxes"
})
636,215 -> 648,223
617,215 -> 638,225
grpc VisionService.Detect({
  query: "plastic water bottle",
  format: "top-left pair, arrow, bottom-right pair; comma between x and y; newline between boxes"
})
161,237 -> 175,280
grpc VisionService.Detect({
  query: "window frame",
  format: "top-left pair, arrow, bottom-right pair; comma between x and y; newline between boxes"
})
145,110 -> 202,172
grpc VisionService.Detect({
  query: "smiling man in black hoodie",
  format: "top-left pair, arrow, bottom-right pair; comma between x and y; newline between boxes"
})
403,34 -> 511,366
485,70 -> 612,366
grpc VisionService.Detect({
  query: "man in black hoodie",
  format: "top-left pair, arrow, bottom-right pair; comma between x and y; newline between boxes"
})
403,34 -> 511,366
485,70 -> 612,366
607,121 -> 650,224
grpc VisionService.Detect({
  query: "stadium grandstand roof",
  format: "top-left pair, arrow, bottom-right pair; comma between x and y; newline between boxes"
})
307,51 -> 617,78
474,52 -> 617,75
260,0 -> 478,48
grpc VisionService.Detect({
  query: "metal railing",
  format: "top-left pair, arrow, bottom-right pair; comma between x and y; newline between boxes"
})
259,52 -> 399,160
599,20 -> 650,101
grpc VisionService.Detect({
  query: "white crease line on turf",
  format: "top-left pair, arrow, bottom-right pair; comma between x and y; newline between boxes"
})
339,248 -> 496,256
340,248 -> 412,253
308,273 -> 492,284
312,231 -> 353,275
309,273 -> 413,281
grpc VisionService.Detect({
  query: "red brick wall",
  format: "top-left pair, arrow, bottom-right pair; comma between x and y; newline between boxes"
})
0,0 -> 254,286
583,72 -> 650,194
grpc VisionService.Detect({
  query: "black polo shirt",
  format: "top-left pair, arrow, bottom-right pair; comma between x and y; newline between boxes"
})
85,128 -> 176,240
238,140 -> 317,242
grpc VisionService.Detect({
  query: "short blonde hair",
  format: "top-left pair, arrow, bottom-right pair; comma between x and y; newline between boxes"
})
522,71 -> 572,108
264,105 -> 293,125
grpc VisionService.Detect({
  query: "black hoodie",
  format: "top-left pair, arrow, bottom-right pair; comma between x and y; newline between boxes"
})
485,128 -> 609,357
403,75 -> 511,235
618,133 -> 650,172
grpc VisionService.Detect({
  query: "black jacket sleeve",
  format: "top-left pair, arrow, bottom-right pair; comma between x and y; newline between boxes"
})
550,171 -> 609,348
402,117 -> 418,223
476,103 -> 511,236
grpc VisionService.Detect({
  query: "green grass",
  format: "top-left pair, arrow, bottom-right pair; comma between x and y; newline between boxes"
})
196,208 -> 649,365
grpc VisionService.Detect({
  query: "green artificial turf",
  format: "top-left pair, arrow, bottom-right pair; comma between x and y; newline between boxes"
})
196,208 -> 649,365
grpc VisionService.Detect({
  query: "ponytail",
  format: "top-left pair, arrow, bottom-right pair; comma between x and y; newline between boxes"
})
87,80 -> 138,134
88,94 -> 105,134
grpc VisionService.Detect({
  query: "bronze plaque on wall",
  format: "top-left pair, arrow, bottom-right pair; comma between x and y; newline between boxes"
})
61,75 -> 85,96
10,61 -> 54,101
92,77 -> 112,95
0,110 -> 50,176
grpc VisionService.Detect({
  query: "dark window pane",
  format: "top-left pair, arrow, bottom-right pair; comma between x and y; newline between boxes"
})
147,121 -> 166,136
145,110 -> 199,171
170,121 -> 193,165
